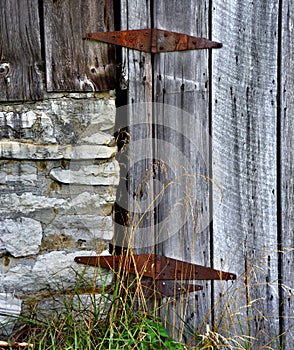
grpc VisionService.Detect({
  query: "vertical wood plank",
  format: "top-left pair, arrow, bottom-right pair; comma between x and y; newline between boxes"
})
44,0 -> 116,92
153,1 -> 212,340
114,0 -> 154,251
281,0 -> 294,347
0,0 -> 43,101
212,1 -> 279,347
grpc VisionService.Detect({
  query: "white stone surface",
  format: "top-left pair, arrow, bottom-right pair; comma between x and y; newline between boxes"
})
5,111 -> 36,129
1,251 -> 113,293
39,112 -> 56,143
19,111 -> 38,128
0,141 -> 117,160
81,131 -> 114,145
0,193 -> 68,214
0,192 -> 115,215
0,293 -> 22,335
0,217 -> 42,257
44,214 -> 114,241
70,192 -> 116,214
0,93 -> 118,304
49,160 -> 119,185
0,163 -> 37,185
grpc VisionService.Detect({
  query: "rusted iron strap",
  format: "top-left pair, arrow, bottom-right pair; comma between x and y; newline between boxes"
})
85,28 -> 222,53
74,254 -> 236,281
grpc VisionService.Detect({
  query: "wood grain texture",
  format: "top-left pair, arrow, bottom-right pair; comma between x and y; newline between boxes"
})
0,0 -> 43,101
153,0 -> 212,339
281,0 -> 294,347
114,0 -> 154,251
212,1 -> 279,347
44,0 -> 116,92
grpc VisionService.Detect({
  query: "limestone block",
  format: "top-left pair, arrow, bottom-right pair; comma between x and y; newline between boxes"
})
0,193 -> 68,215
6,111 -> 37,128
33,251 -> 112,288
0,141 -> 117,160
0,111 -> 57,143
70,192 -> 116,215
62,144 -> 117,159
54,99 -> 116,132
43,215 -> 113,250
1,251 -> 112,293
0,192 -> 116,219
49,160 -> 119,185
0,217 -> 42,257
0,293 -> 22,335
38,112 -> 56,143
81,131 -> 115,145
0,163 -> 37,185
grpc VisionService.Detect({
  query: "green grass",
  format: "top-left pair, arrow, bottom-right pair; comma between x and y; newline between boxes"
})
12,295 -> 185,349
7,253 -> 186,350
3,247 -> 291,350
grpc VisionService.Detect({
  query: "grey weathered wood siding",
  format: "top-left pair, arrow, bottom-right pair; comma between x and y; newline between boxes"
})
0,0 -> 43,101
153,0 -> 212,338
115,0 -> 155,251
44,0 -> 116,92
0,0 -> 116,102
119,0 -> 293,347
212,1 -> 280,348
281,0 -> 294,346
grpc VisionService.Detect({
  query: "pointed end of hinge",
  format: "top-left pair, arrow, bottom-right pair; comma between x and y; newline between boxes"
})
220,271 -> 237,281
206,40 -> 222,49
229,273 -> 237,280
187,284 -> 203,293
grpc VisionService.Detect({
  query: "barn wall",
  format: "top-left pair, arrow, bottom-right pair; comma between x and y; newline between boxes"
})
117,0 -> 293,347
212,0 -> 293,348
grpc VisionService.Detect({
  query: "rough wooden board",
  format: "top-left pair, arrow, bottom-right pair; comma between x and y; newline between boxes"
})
281,0 -> 294,347
212,1 -> 279,347
0,0 -> 43,101
114,0 -> 154,251
44,0 -> 116,92
153,0 -> 212,339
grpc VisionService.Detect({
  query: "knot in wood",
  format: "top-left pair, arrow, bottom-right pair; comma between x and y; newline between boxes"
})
0,62 -> 11,77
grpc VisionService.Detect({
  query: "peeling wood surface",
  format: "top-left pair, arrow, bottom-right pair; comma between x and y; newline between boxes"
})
212,1 -> 280,347
281,0 -> 294,346
0,0 -> 43,101
44,0 -> 116,92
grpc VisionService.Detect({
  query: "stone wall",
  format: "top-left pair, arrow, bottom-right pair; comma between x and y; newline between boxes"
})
0,91 -> 118,328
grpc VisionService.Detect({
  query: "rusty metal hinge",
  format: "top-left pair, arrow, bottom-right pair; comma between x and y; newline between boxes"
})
74,254 -> 236,299
84,28 -> 222,53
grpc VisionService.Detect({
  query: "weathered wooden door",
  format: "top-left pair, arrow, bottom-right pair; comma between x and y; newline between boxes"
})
115,0 -> 293,348
114,0 -> 216,342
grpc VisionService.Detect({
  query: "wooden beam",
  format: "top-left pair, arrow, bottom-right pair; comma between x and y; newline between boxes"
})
43,0 -> 116,92
0,0 -> 43,101
280,0 -> 294,347
212,0 -> 279,347
153,0 -> 212,339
